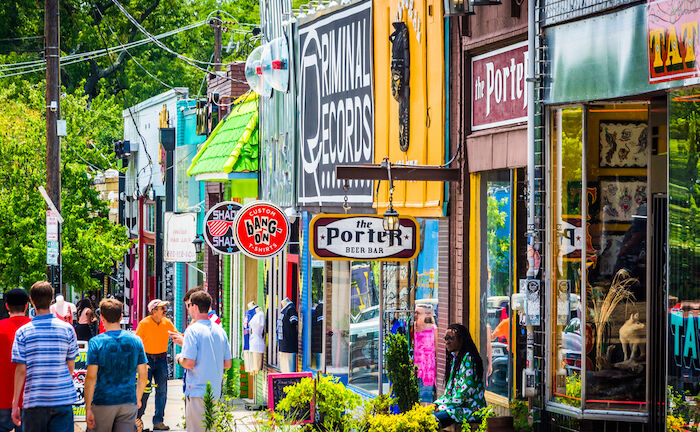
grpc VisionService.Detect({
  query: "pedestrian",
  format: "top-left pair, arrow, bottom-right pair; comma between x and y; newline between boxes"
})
75,298 -> 97,342
84,298 -> 148,432
0,289 -> 31,432
433,323 -> 487,429
11,281 -> 79,432
175,291 -> 232,432
135,299 -> 176,431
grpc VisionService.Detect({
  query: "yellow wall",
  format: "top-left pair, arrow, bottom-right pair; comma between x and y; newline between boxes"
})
373,0 -> 445,217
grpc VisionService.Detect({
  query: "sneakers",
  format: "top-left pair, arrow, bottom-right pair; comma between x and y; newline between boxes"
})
153,423 -> 170,431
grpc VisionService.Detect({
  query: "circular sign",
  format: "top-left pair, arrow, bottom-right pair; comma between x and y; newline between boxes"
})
203,201 -> 243,255
233,201 -> 290,259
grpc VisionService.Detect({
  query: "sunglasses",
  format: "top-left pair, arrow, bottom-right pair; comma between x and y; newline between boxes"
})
444,335 -> 456,342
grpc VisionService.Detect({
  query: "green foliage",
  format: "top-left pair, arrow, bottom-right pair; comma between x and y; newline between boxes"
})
486,192 -> 510,296
0,0 -> 260,106
364,404 -> 438,432
356,394 -> 395,429
276,375 -> 361,432
474,405 -> 495,432
0,83 -> 131,292
386,333 -> 419,413
202,382 -> 216,432
509,399 -> 532,432
223,366 -> 240,398
556,374 -> 581,408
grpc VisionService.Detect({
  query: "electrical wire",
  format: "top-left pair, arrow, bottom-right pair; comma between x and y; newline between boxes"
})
110,0 -> 249,84
94,6 -> 187,97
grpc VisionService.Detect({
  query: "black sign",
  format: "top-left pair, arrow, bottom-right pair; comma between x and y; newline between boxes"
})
298,0 -> 374,209
267,373 -> 313,423
203,201 -> 243,255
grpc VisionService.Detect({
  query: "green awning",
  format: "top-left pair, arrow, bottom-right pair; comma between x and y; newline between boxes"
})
187,93 -> 259,181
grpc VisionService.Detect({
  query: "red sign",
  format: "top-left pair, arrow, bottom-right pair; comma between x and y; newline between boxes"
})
233,201 -> 290,259
471,41 -> 528,131
203,201 -> 242,255
648,0 -> 700,84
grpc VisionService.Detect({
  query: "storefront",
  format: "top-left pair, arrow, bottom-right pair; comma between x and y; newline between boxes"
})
540,1 -> 700,428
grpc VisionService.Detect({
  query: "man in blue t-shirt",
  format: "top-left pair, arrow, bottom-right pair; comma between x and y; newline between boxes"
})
84,298 -> 148,432
175,291 -> 232,432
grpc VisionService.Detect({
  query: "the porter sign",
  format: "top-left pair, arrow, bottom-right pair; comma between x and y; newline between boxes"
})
298,0 -> 374,208
310,214 -> 419,261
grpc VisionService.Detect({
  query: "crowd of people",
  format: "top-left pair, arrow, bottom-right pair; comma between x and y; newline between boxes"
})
0,282 -> 231,432
1,281 -> 489,432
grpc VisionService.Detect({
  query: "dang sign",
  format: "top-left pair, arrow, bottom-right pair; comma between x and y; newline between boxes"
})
310,214 -> 419,261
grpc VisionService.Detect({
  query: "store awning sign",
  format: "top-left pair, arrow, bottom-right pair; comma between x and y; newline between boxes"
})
233,201 -> 290,259
471,41 -> 528,131
204,201 -> 243,255
310,214 -> 420,261
648,0 -> 700,84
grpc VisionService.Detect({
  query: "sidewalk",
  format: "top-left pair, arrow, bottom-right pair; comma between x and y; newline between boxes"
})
75,379 -> 268,432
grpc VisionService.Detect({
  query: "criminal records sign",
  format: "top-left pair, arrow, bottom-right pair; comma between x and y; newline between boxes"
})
298,0 -> 374,208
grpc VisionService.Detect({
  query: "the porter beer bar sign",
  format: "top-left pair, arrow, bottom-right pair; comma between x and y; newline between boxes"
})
310,214 -> 420,261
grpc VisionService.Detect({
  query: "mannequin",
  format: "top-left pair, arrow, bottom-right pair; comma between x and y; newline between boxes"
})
243,301 -> 265,373
277,297 -> 298,373
50,295 -> 76,324
311,301 -> 324,369
413,303 -> 437,405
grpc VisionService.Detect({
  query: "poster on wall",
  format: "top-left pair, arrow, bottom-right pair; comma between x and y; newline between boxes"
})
298,0 -> 374,208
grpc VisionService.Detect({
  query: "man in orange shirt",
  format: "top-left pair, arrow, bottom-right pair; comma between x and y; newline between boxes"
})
135,299 -> 176,431
0,289 -> 31,432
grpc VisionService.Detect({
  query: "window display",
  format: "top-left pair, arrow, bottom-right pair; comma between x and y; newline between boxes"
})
277,297 -> 299,373
310,260 -> 324,370
549,105 -> 649,412
326,261 -> 350,376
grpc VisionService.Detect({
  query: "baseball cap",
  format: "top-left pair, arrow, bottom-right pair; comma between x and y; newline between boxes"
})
148,299 -> 170,312
5,289 -> 29,307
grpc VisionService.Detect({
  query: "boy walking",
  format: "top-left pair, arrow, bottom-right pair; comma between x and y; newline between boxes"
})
175,291 -> 232,432
11,281 -> 78,432
84,299 -> 148,432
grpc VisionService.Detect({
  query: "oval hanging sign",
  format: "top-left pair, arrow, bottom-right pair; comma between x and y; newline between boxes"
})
310,214 -> 420,261
233,201 -> 290,259
204,201 -> 243,255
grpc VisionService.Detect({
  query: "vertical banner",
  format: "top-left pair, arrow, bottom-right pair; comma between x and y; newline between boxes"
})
298,0 -> 374,208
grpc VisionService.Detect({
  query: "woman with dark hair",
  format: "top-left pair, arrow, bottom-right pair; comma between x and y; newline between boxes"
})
433,323 -> 487,428
75,298 -> 97,341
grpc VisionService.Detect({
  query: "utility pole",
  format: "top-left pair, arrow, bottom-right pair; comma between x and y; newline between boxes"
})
45,0 -> 62,293
211,12 -> 222,76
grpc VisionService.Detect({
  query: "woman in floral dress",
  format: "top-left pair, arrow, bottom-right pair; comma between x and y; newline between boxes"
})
433,323 -> 487,428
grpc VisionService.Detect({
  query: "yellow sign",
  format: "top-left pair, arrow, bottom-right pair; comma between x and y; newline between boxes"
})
374,0 -> 445,217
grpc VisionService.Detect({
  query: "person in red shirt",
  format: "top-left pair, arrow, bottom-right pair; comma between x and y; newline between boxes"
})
0,289 -> 31,432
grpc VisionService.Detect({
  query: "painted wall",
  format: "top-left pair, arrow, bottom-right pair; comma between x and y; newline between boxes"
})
373,0 -> 445,217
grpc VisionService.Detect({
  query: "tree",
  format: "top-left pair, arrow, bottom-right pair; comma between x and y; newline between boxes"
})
0,0 -> 260,106
0,82 -> 131,291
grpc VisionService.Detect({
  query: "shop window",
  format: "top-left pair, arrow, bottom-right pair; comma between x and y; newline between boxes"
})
309,260 -> 324,370
479,170 -> 514,399
549,104 -> 649,414
349,261 -> 381,393
145,202 -> 156,233
667,89 -> 700,427
326,261 -> 350,377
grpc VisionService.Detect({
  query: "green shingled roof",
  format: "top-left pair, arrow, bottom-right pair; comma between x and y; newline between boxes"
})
187,93 -> 259,178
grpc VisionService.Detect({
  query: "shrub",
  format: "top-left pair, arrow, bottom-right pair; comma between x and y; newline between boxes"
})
385,333 -> 419,413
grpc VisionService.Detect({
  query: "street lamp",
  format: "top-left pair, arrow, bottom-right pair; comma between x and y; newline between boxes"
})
192,235 -> 204,254
382,158 -> 400,232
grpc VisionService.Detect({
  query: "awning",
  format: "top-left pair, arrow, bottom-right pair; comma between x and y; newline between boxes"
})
187,93 -> 259,182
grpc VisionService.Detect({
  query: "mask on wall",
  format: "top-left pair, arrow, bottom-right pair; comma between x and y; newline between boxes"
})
390,21 -> 410,152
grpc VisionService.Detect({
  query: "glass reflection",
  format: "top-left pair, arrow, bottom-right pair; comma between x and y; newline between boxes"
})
310,260 -> 324,370
551,107 -> 583,407
668,90 -> 700,427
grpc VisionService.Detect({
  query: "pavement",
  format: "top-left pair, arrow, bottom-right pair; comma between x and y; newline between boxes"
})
75,379 -> 269,432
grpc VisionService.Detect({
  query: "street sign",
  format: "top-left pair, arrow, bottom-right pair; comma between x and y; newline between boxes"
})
233,201 -> 290,259
309,214 -> 420,261
47,210 -> 59,265
204,201 -> 243,255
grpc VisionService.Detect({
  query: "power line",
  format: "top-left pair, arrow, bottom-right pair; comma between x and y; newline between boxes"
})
110,0 -> 248,84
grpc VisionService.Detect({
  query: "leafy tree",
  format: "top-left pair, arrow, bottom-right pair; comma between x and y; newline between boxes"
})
486,194 -> 510,297
0,82 -> 131,291
0,0 -> 260,106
